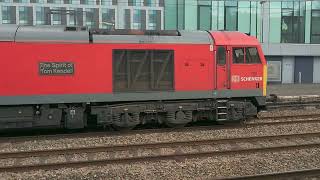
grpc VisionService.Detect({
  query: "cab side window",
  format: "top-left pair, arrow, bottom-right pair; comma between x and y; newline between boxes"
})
245,47 -> 261,64
217,46 -> 226,65
233,48 -> 245,64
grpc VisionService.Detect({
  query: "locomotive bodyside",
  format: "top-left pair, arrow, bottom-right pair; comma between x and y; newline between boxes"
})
0,25 -> 266,130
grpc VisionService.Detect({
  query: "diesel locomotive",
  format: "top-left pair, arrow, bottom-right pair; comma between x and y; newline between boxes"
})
0,25 -> 267,130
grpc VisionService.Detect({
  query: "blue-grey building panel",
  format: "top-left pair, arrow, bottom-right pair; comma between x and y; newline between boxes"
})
294,56 -> 314,84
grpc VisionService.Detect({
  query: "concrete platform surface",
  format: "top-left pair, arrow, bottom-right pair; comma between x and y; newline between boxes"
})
268,84 -> 320,96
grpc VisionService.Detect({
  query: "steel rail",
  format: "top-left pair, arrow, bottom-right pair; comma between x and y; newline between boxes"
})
222,168 -> 320,179
0,114 -> 320,146
1,132 -> 320,173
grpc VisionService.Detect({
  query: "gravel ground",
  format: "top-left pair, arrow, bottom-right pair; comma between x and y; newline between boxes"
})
258,108 -> 320,118
2,147 -> 320,180
1,120 -> 320,154
2,130 -> 319,167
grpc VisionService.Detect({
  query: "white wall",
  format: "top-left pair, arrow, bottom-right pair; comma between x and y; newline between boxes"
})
314,57 -> 320,83
282,56 -> 294,84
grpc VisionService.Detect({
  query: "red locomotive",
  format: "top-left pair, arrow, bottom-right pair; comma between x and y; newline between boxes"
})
0,25 -> 267,130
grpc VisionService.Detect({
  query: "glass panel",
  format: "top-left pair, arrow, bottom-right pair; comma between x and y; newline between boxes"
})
245,47 -> 261,64
148,10 -> 157,30
305,1 -> 311,43
177,0 -> 185,29
102,8 -> 115,29
238,1 -> 250,34
198,5 -> 211,30
250,2 -> 257,37
67,8 -> 76,26
218,1 -> 224,30
225,1 -> 237,31
211,1 -> 218,30
217,46 -> 226,65
113,50 -> 174,92
52,7 -> 62,25
312,1 -> 320,10
164,0 -> 177,30
311,10 -> 320,43
36,7 -> 46,25
184,0 -> 197,30
85,8 -> 95,28
269,2 -> 281,43
281,1 -> 305,43
233,48 -> 245,64
19,6 -> 31,25
2,6 -> 15,24
133,9 -> 142,29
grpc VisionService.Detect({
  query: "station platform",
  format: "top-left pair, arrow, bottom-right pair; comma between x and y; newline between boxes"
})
267,84 -> 320,96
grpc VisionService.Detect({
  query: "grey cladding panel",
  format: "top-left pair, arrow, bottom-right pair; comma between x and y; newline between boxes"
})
0,25 -> 18,42
93,31 -> 213,44
15,26 -> 89,43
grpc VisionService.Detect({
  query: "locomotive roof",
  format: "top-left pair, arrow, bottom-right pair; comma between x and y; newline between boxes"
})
210,31 -> 260,46
0,25 -> 258,46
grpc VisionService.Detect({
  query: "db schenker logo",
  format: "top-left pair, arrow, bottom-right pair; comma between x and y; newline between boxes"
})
232,75 -> 263,83
231,75 -> 240,83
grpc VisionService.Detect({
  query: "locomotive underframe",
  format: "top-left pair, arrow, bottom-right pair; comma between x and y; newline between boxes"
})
0,97 -> 264,130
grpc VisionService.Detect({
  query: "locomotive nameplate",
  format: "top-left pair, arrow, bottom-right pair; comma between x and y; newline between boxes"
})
39,62 -> 74,75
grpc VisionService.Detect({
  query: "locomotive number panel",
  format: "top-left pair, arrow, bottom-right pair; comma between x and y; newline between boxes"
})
39,62 -> 74,75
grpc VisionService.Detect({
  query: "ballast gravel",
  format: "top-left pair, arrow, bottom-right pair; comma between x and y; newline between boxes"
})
1,120 -> 320,153
258,108 -> 320,118
2,147 -> 320,180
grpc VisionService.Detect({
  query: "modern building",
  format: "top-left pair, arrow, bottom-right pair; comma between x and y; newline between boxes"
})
1,0 -> 320,84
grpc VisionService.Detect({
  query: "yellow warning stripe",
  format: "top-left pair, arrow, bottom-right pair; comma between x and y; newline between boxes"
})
263,64 -> 267,96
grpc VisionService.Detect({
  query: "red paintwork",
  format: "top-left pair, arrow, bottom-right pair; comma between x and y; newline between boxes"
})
0,43 -> 213,96
210,31 -> 266,91
0,31 -> 266,98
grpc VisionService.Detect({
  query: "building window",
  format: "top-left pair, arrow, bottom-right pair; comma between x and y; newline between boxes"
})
35,7 -> 46,25
281,2 -> 305,43
19,6 -> 32,25
68,8 -> 76,26
80,0 -> 94,5
101,0 -> 116,5
198,0 -> 212,30
144,0 -> 154,7
47,0 -> 62,4
124,9 -> 131,29
13,0 -> 29,3
52,7 -> 62,25
102,8 -> 115,29
133,9 -> 141,29
311,2 -> 320,43
2,6 -> 15,24
225,1 -> 238,31
164,0 -> 184,30
148,10 -> 161,30
129,0 -> 139,6
85,8 -> 97,28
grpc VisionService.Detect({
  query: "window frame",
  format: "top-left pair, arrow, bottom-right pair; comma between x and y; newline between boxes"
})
231,46 -> 262,64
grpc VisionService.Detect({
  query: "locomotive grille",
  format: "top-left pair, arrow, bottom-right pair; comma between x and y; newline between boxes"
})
113,49 -> 174,92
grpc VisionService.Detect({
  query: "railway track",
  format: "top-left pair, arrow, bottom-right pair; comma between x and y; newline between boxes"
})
1,130 -> 320,173
224,168 -> 320,179
1,113 -> 319,143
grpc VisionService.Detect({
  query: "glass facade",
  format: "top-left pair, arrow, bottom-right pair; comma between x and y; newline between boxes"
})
19,6 -> 32,25
1,0 -> 320,45
311,1 -> 320,43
